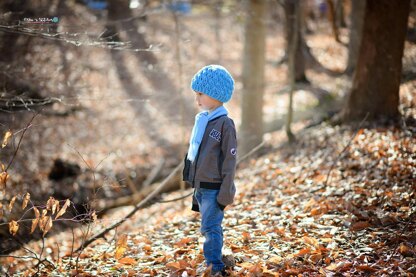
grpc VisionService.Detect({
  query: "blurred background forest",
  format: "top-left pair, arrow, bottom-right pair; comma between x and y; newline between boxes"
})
0,0 -> 415,275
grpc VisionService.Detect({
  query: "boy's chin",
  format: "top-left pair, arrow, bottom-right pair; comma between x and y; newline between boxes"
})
199,106 -> 210,111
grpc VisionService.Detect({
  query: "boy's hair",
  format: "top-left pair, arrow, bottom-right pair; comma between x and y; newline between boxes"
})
190,65 -> 234,103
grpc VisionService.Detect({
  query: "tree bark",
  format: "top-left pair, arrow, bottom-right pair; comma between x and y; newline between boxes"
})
342,0 -> 411,122
240,0 -> 266,156
286,0 -> 299,143
335,0 -> 347,28
345,0 -> 366,75
284,0 -> 307,82
326,0 -> 340,42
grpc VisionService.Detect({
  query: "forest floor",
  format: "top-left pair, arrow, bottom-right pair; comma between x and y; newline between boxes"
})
1,2 -> 416,276
3,109 -> 416,276
1,3 -> 353,255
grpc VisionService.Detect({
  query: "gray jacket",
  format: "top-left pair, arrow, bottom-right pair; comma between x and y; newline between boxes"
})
183,115 -> 237,211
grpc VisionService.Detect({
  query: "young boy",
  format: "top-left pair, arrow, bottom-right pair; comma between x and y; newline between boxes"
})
183,65 -> 237,276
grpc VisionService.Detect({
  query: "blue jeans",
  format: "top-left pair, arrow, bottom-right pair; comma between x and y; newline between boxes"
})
194,188 -> 225,272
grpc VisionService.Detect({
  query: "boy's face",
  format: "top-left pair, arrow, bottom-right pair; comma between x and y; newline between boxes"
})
194,91 -> 222,111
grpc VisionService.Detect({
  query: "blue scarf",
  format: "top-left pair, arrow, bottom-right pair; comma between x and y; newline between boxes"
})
187,106 -> 228,162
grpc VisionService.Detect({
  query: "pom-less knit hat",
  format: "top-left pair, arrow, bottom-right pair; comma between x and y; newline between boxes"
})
191,65 -> 234,103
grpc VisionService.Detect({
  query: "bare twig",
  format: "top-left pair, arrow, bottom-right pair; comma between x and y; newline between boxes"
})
34,236 -> 46,276
75,222 -> 91,273
5,110 -> 41,172
235,140 -> 266,165
142,158 -> 165,188
75,163 -> 183,252
158,140 -> 267,203
65,227 -> 75,271
55,241 -> 60,265
0,255 -> 33,259
73,133 -> 266,250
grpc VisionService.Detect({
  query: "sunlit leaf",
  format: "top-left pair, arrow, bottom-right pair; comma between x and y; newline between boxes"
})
154,256 -> 167,264
31,218 -> 39,234
52,199 -> 59,215
39,215 -> 52,236
295,247 -> 311,257
91,210 -> 97,222
350,221 -> 371,231
242,231 -> 251,243
9,220 -> 19,235
310,253 -> 323,263
268,256 -> 282,264
356,264 -> 377,272
33,206 -> 40,218
56,199 -> 70,219
118,257 -> 137,265
303,236 -> 319,248
248,263 -> 263,274
239,262 -> 254,269
22,192 -> 30,209
2,130 -> 12,148
166,260 -> 189,271
326,262 -> 340,271
353,128 -> 364,141
115,234 -> 128,259
0,171 -> 9,189
310,207 -> 321,216
46,197 -> 55,211
174,237 -> 194,247
398,243 -> 413,257
8,196 -> 16,212
39,214 -> 46,230
201,264 -> 212,277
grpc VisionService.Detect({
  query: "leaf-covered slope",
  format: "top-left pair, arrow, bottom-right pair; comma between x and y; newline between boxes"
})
18,122 -> 416,276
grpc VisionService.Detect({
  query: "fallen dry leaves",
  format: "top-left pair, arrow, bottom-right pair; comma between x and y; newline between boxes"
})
3,123 -> 415,276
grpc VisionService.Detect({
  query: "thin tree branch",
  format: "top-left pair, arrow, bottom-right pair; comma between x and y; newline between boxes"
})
5,110 -> 41,172
144,140 -> 267,203
75,162 -> 183,252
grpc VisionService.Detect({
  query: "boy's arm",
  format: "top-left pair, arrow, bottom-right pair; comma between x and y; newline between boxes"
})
217,119 -> 237,210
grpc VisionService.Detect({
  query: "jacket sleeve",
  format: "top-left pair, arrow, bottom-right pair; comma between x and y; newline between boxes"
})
191,189 -> 200,212
217,119 -> 237,210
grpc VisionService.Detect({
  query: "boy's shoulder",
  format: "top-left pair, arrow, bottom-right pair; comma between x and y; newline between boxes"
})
218,115 -> 235,131
213,115 -> 235,128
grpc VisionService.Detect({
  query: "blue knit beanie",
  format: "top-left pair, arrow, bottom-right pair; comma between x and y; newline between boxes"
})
190,65 -> 234,103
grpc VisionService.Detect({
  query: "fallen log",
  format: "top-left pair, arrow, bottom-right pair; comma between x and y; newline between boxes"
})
95,163 -> 179,213
77,140 -> 267,252
75,163 -> 182,252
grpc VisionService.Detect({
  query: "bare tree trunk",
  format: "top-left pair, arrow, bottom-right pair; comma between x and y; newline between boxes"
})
326,0 -> 340,42
240,0 -> 266,156
172,10 -> 186,208
284,0 -> 308,83
286,0 -> 299,143
342,0 -> 410,122
345,0 -> 366,75
335,0 -> 347,28
214,0 -> 223,62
